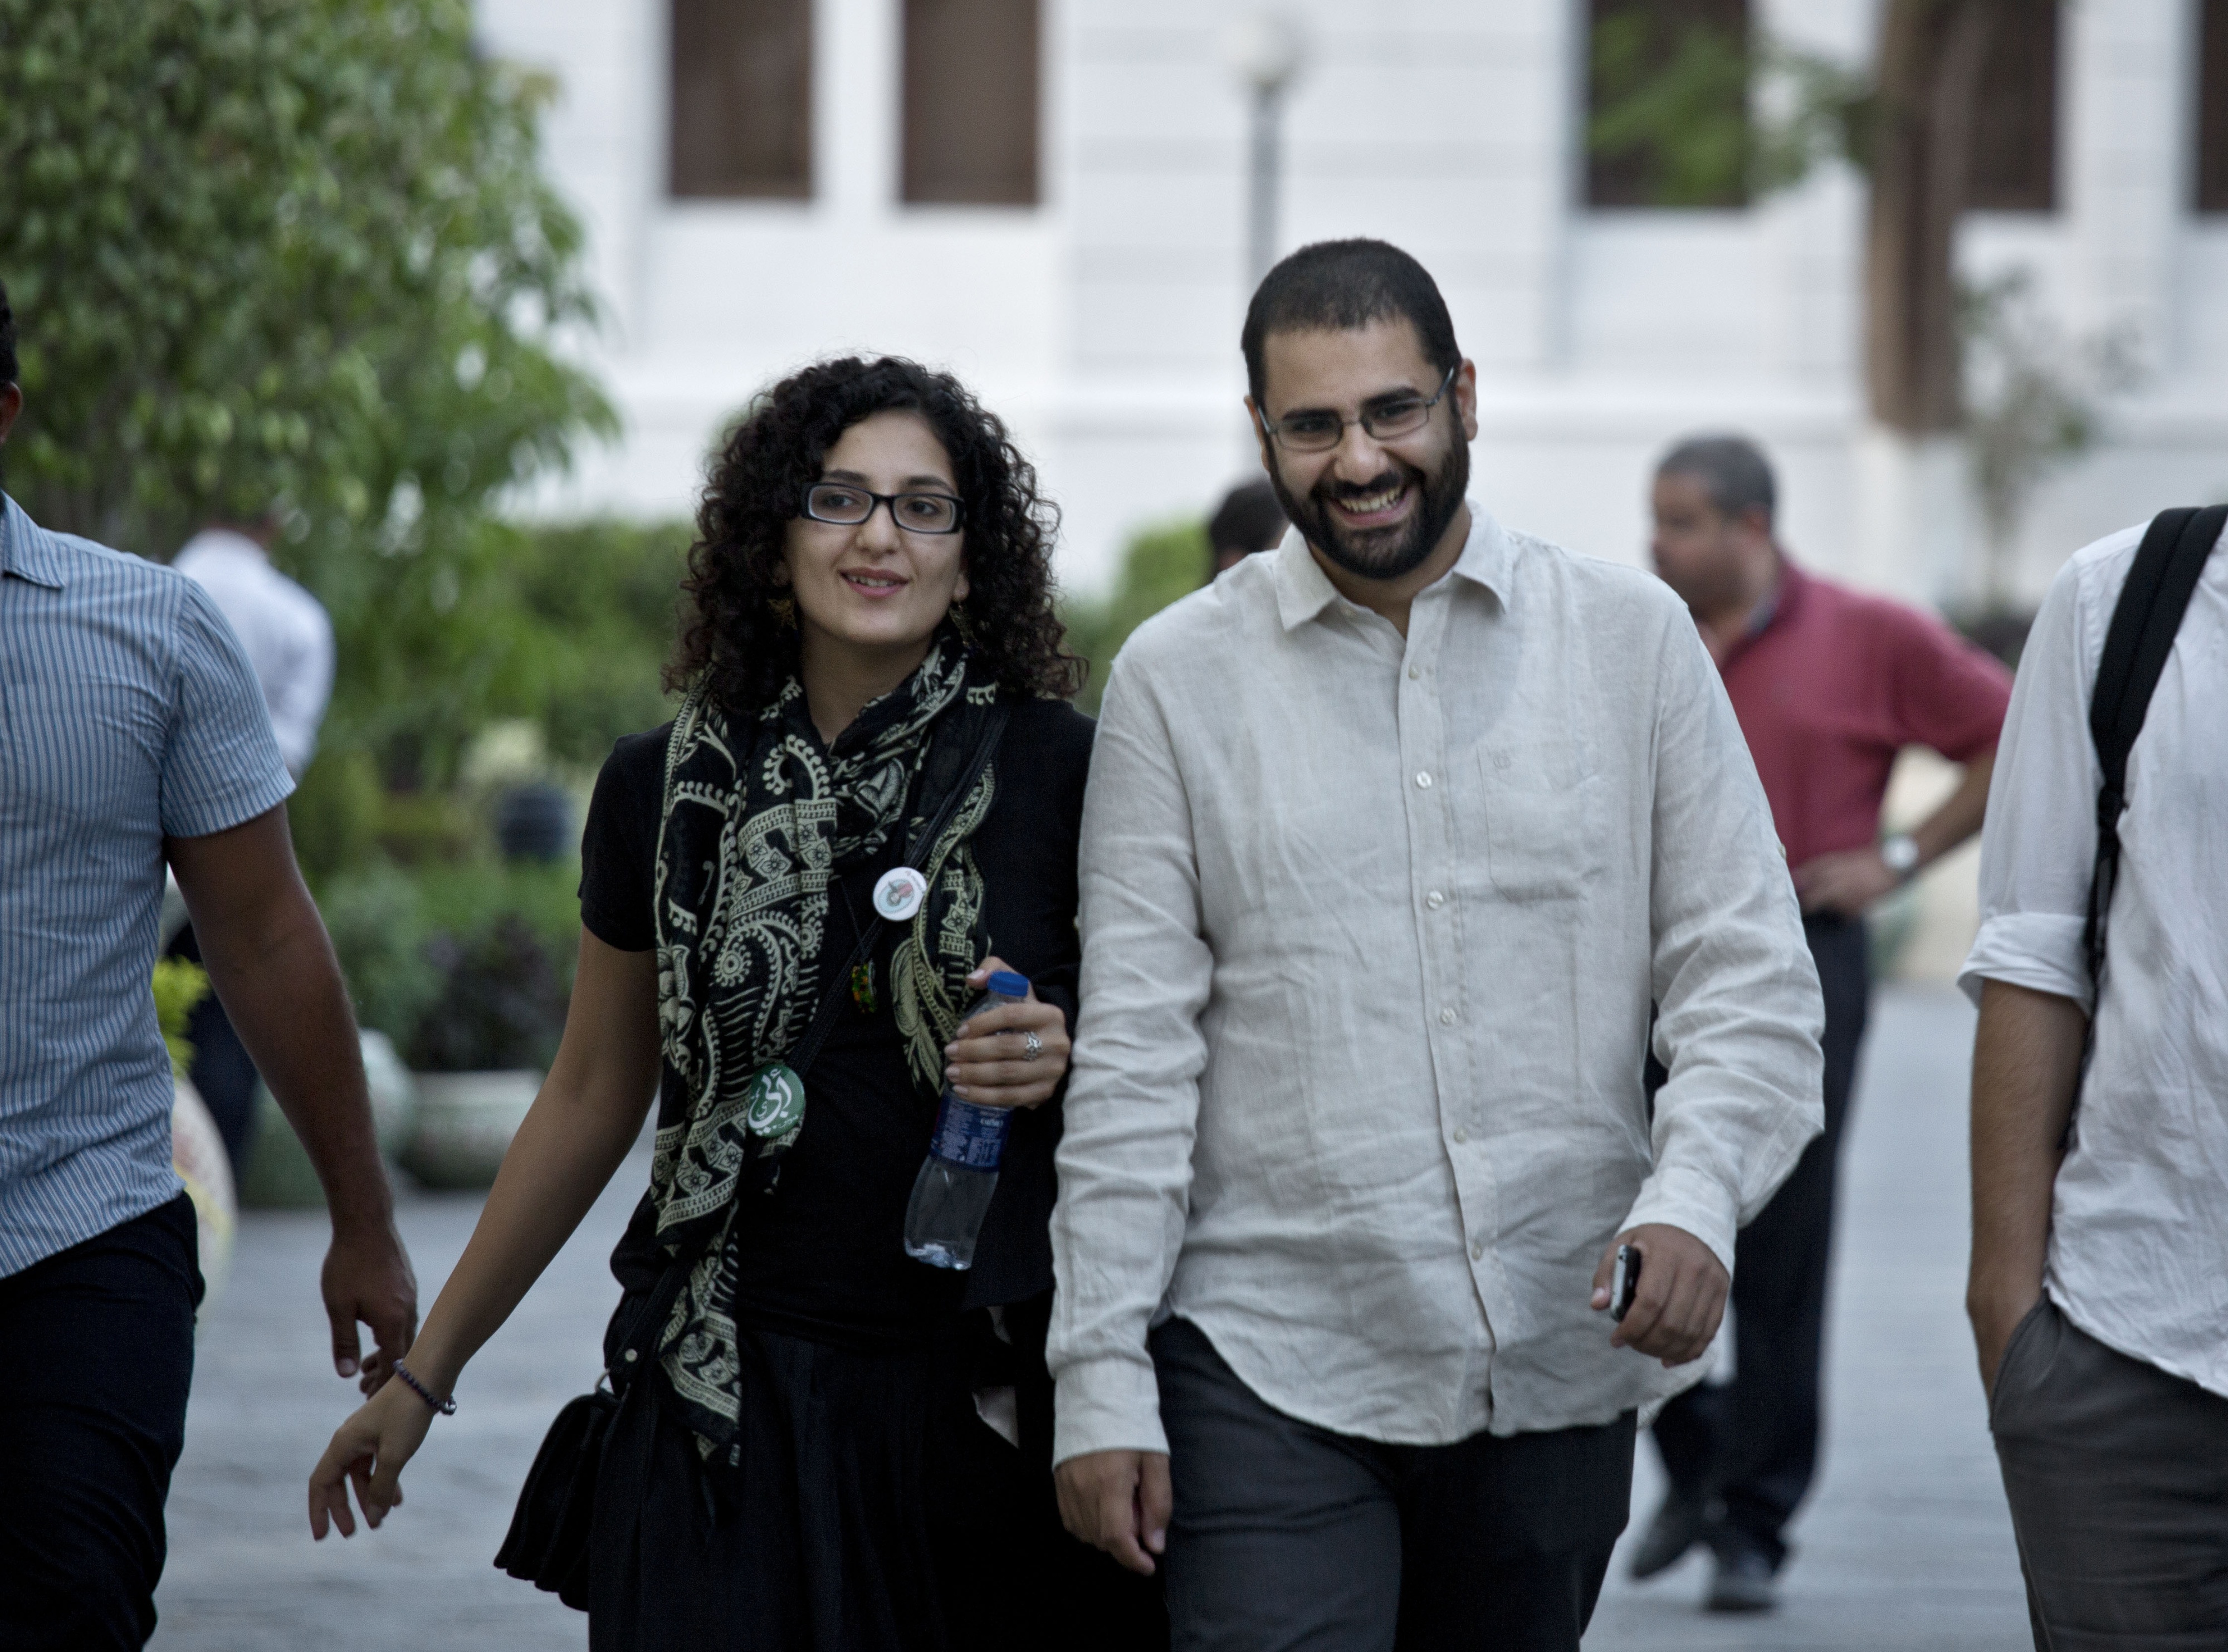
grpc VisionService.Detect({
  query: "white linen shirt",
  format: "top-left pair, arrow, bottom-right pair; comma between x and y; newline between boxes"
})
1048,510 -> 1825,1464
1959,519 -> 2228,1400
173,529 -> 334,774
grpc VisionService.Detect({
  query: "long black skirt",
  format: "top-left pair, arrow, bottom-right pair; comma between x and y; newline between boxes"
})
585,1313 -> 1164,1652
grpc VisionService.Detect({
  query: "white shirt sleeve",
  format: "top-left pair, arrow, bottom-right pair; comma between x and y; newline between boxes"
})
1958,548 -> 2112,1011
1628,609 -> 1825,1265
1046,648 -> 1214,1466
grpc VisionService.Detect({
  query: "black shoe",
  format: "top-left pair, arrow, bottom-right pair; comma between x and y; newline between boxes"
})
1628,1493 -> 1707,1580
1705,1547 -> 1778,1613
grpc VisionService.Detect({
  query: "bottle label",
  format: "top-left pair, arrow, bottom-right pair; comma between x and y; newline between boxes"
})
929,1097 -> 1010,1170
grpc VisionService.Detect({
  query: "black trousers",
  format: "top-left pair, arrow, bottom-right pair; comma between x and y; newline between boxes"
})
0,1194 -> 202,1651
1152,1316 -> 1635,1652
1648,912 -> 1869,1567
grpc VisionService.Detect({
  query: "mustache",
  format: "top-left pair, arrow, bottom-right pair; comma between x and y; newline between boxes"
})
1315,468 -> 1414,505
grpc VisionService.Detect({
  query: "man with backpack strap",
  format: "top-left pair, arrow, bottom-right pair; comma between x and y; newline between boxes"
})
1963,505 -> 2228,1648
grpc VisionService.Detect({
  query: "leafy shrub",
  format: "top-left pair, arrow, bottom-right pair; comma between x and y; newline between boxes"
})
289,516 -> 686,884
408,915 -> 568,1072
320,857 -> 580,1069
152,959 -> 212,1079
1061,518 -> 1211,713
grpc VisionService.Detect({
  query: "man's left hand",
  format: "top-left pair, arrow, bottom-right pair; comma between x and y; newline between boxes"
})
1591,1224 -> 1728,1367
321,1216 -> 419,1394
1792,846 -> 1899,917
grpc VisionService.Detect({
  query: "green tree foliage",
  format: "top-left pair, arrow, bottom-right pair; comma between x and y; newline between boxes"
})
1062,519 -> 1213,714
0,0 -> 615,784
1589,8 -> 1754,208
0,0 -> 609,549
1586,6 -> 1873,208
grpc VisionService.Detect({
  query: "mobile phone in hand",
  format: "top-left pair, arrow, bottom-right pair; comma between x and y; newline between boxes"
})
1610,1244 -> 1640,1321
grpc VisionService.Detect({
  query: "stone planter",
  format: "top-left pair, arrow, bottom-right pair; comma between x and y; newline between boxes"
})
237,1030 -> 419,1210
402,1069 -> 541,1190
359,1030 -> 419,1158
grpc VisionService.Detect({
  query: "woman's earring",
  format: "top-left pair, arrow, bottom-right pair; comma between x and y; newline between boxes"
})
769,594 -> 797,629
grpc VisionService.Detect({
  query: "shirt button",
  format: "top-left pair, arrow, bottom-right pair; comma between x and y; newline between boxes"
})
1415,771 -> 1433,789
1439,1008 -> 1457,1025
1453,1126 -> 1469,1144
1426,891 -> 1445,910
1470,1240 -> 1486,1262
1407,664 -> 1421,680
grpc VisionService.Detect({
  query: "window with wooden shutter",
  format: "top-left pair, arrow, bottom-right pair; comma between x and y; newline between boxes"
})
1585,0 -> 1752,209
670,0 -> 813,199
1965,3 -> 2058,211
901,0 -> 1040,206
2199,0 -> 2228,213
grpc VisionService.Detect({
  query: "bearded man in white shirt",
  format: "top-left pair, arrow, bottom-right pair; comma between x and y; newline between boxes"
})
1963,509 -> 2228,1648
1047,238 -> 1825,1652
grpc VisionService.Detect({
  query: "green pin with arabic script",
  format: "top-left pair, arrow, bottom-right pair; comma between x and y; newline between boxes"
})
744,1063 -> 807,1141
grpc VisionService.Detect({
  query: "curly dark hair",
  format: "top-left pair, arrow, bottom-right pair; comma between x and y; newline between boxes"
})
669,355 -> 1082,715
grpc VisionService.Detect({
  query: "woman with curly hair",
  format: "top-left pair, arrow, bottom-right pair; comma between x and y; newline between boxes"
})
309,358 -> 1161,1649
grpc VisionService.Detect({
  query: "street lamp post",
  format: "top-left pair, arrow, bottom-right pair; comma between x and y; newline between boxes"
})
1224,12 -> 1306,290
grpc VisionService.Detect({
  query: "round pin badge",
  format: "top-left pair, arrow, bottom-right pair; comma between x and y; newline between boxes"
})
873,866 -> 930,921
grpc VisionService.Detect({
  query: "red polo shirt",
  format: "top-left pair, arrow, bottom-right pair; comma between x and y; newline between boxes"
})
1717,560 -> 2012,869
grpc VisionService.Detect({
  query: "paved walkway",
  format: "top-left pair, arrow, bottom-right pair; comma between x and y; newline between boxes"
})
1587,983 -> 2029,1650
154,984 -> 2026,1649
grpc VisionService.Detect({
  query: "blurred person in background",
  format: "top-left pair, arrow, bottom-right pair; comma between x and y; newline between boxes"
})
1050,240 -> 1824,1652
173,514 -> 334,778
1635,434 -> 2011,1611
167,512 -> 335,1166
1963,507 -> 2228,1649
1205,477 -> 1287,578
309,356 -> 1163,1651
0,280 -> 416,1650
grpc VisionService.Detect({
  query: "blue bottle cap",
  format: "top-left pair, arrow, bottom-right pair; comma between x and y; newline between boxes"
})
986,969 -> 1030,998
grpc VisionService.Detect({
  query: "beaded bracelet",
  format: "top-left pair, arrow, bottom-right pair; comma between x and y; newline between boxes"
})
392,1360 -> 457,1416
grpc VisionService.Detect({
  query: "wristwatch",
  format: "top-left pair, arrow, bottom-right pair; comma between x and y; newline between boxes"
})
1880,832 -> 1921,882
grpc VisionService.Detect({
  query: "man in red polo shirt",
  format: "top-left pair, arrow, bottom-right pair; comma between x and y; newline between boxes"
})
1632,434 -> 2011,1611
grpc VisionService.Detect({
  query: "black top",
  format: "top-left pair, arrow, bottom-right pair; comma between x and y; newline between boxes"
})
580,696 -> 1094,1349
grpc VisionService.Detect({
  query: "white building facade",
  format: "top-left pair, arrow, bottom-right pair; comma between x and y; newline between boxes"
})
478,0 -> 2228,602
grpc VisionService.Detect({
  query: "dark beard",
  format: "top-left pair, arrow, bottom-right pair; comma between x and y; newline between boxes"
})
1269,433 -> 1470,583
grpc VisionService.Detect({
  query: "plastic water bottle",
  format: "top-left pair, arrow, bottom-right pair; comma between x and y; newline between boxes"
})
903,970 -> 1029,1270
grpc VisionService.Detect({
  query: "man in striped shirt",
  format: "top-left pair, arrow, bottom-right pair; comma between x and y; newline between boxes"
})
0,282 -> 416,1650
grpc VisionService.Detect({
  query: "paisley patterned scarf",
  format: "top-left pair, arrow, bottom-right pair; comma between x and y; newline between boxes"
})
646,631 -> 1003,1447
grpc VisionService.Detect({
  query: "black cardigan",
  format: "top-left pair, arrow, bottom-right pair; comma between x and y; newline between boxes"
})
579,696 -> 1094,1348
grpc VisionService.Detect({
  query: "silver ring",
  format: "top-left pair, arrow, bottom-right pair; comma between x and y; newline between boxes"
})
1021,1030 -> 1043,1063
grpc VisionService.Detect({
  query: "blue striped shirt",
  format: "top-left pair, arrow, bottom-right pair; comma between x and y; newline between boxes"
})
1,495 -> 292,1275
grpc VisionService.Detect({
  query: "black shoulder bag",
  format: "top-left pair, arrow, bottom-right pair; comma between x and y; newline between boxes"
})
492,702 -> 1009,1610
2073,504 -> 2226,1123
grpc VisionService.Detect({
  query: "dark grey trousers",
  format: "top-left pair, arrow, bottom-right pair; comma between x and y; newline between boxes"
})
1151,1316 -> 1634,1652
1990,1298 -> 2228,1651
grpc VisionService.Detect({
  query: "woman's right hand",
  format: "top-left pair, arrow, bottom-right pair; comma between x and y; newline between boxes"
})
308,1375 -> 437,1538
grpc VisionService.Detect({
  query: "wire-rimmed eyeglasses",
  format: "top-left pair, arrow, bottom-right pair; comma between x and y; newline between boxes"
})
802,483 -> 964,535
1256,362 -> 1460,453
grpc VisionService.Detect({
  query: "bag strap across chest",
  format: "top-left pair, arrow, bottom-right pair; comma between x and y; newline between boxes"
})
2082,504 -> 2226,1002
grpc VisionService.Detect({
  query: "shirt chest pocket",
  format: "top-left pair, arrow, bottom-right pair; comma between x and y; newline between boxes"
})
1476,749 -> 1603,903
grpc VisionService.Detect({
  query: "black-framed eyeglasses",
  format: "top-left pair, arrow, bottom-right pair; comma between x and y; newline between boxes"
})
1257,363 -> 1460,453
802,482 -> 964,535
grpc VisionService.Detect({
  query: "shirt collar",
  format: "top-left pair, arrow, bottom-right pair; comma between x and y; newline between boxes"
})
0,495 -> 68,590
1272,501 -> 1511,633
1767,555 -> 1807,626
1715,554 -> 1804,674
